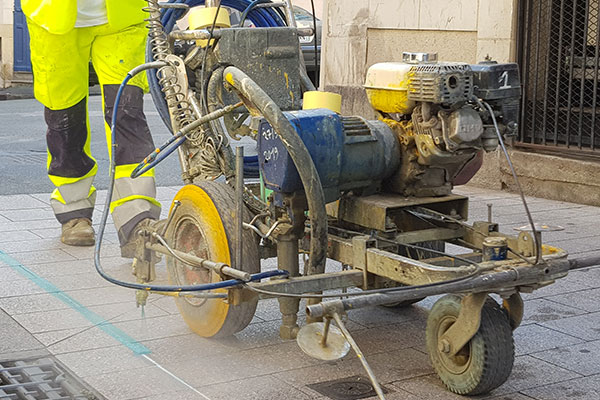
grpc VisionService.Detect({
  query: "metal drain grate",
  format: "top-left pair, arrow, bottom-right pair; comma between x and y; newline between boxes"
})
0,357 -> 102,400
307,375 -> 390,400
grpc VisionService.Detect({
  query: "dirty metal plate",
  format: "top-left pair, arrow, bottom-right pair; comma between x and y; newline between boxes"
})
297,322 -> 350,361
331,193 -> 469,231
307,375 -> 390,400
0,355 -> 103,399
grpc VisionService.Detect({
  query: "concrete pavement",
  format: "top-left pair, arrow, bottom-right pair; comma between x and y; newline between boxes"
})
0,184 -> 599,399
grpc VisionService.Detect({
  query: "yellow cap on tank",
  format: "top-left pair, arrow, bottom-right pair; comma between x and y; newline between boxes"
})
302,91 -> 342,114
188,6 -> 231,47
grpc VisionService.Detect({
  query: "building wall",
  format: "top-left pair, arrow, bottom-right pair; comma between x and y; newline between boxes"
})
0,0 -> 14,88
320,0 -> 518,115
320,0 -> 600,207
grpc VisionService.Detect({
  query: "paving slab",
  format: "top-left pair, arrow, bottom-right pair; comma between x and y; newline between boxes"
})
493,355 -> 582,395
5,248 -> 77,265
0,278 -> 52,297
25,256 -> 126,279
0,265 -> 27,282
350,319 -> 427,355
390,375 -> 469,400
82,365 -> 193,400
0,218 -> 63,233
0,207 -> 55,222
0,230 -> 41,243
520,297 -> 588,325
530,340 -> 600,376
55,346 -> 152,378
521,374 -> 600,400
0,308 -> 45,355
0,194 -> 49,210
1,185 -> 600,399
514,323 -> 584,356
44,327 -> 133,354
540,311 -> 600,341
546,287 -> 600,312
194,375 -> 316,400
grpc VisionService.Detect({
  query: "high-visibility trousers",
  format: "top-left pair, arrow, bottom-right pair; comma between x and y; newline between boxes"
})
27,19 -> 161,245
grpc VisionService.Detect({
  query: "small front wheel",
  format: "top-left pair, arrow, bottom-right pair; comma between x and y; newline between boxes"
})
426,294 -> 514,395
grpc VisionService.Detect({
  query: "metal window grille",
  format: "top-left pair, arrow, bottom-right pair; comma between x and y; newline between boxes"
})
518,0 -> 600,156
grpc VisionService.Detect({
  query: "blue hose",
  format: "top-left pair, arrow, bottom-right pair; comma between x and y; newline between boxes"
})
94,68 -> 288,293
239,0 -> 272,26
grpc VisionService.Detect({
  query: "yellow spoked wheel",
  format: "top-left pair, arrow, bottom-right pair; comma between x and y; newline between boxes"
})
165,181 -> 259,337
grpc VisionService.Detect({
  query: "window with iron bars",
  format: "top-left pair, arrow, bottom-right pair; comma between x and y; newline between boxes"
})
518,0 -> 600,156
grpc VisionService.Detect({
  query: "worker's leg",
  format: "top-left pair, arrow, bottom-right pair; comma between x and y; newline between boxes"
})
90,23 -> 161,253
27,19 -> 97,246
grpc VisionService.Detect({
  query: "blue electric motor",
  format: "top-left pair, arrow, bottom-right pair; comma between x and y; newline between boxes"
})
257,109 -> 400,205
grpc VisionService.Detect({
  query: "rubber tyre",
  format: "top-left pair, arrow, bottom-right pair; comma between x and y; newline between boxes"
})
426,294 -> 515,395
165,182 -> 260,338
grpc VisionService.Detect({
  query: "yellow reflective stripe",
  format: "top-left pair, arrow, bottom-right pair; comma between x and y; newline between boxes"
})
48,163 -> 98,187
50,188 -> 63,204
115,163 -> 155,179
110,195 -> 161,213
50,185 -> 96,205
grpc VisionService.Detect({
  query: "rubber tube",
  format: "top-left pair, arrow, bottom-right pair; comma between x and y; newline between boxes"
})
205,66 -> 235,177
239,0 -> 271,26
94,67 -> 289,293
222,66 -> 327,276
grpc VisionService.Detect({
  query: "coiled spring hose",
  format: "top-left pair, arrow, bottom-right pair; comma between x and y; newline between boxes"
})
146,0 -> 286,177
93,63 -> 288,294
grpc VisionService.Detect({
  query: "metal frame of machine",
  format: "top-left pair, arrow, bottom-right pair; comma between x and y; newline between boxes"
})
92,1 -> 600,398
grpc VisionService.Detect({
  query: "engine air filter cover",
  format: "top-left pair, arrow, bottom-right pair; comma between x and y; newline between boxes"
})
407,62 -> 473,104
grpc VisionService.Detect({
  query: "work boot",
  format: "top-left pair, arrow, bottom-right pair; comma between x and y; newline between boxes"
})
120,218 -> 159,258
61,218 -> 95,246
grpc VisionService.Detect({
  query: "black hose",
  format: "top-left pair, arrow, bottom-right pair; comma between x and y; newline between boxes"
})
94,64 -> 289,293
239,0 -> 271,26
309,0 -> 319,87
222,66 -> 328,276
569,255 -> 600,270
206,66 -> 235,178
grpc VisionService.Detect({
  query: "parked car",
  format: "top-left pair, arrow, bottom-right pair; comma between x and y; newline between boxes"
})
293,6 -> 321,86
136,4 -> 322,88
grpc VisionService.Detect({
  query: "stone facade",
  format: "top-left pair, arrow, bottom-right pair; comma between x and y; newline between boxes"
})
320,0 -> 519,115
319,0 -> 600,207
0,0 -> 14,88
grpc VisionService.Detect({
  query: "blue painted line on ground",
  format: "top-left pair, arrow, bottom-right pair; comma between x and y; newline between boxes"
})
0,250 -> 151,355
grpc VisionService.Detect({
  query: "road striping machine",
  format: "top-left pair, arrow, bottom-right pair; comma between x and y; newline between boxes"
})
94,1 -> 600,397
